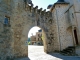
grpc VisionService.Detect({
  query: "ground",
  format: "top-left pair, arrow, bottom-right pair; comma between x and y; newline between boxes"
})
14,45 -> 80,60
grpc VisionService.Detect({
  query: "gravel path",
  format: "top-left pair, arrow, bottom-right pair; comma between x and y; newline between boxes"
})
15,45 -> 80,60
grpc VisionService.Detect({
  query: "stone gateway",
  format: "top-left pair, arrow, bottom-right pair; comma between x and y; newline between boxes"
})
0,0 -> 80,60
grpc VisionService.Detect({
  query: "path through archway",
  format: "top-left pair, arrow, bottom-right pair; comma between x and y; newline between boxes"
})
27,26 -> 47,57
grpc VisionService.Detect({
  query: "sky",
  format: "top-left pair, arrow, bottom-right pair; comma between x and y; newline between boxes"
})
28,0 -> 57,38
28,26 -> 41,38
32,0 -> 57,11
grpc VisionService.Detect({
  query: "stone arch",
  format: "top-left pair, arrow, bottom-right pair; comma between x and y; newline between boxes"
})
13,20 -> 48,58
27,25 -> 48,52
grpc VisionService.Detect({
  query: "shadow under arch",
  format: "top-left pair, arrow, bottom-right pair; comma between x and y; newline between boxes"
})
27,26 -> 48,53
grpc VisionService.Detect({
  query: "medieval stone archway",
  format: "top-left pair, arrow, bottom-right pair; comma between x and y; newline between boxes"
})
27,26 -> 44,45
4,6 -> 60,59
0,0 -> 61,60
27,26 -> 48,54
1,0 -> 80,60
12,16 -> 49,58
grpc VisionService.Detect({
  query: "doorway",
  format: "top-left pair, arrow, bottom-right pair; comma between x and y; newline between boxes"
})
74,29 -> 78,45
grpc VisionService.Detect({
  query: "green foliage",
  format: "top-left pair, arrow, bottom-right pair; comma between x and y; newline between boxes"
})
28,42 -> 30,45
41,36 -> 44,41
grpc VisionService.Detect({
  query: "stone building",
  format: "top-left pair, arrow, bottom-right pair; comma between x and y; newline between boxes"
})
36,29 -> 43,45
30,35 -> 36,45
50,0 -> 80,55
30,29 -> 43,45
0,0 -> 80,60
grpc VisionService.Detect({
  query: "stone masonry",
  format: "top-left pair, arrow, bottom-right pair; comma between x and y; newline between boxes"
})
0,0 -> 80,60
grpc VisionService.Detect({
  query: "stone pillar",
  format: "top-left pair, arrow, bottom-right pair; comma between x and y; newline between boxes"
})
10,0 -> 28,58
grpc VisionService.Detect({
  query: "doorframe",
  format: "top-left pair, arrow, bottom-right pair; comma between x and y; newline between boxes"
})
73,27 -> 79,46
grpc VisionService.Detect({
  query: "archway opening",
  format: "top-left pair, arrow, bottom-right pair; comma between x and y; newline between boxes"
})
28,26 -> 46,57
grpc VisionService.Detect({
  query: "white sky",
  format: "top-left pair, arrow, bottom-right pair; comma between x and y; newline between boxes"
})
28,26 -> 41,38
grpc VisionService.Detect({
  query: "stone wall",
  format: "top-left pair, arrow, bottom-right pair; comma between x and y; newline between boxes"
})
0,0 -> 80,60
0,0 -> 14,60
65,0 -> 80,46
51,0 -> 80,51
73,0 -> 80,45
57,4 -> 74,50
10,0 -> 65,57
9,0 -> 56,58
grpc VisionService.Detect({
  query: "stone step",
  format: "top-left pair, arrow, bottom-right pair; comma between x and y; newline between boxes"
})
75,46 -> 80,56
60,46 -> 76,56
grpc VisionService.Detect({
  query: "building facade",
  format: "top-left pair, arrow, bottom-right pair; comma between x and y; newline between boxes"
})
51,0 -> 80,52
30,35 -> 36,45
36,29 -> 43,45
30,29 -> 43,45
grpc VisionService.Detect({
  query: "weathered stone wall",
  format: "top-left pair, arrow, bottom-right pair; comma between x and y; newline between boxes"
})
10,0 -> 56,58
51,8 -> 61,51
0,0 -> 14,60
65,0 -> 80,46
73,0 -> 80,45
52,3 -> 76,50
50,0 -> 80,56
10,0 -> 28,58
0,1 -> 61,59
56,3 -> 71,50
52,3 -> 75,50
51,0 -> 80,50
1,0 -> 80,59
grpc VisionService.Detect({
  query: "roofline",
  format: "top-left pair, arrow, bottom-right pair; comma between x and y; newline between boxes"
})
50,2 -> 69,12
